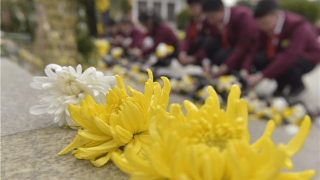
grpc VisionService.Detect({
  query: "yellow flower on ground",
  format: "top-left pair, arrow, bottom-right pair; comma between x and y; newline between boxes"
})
112,85 -> 315,180
177,30 -> 186,41
111,47 -> 124,59
59,69 -> 171,167
96,0 -> 110,12
217,75 -> 241,93
127,0 -> 133,7
155,43 -> 175,59
95,39 -> 111,56
179,75 -> 195,93
96,23 -> 104,35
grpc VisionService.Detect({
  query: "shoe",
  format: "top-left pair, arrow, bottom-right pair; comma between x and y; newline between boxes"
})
288,84 -> 305,97
272,90 -> 283,97
273,85 -> 286,97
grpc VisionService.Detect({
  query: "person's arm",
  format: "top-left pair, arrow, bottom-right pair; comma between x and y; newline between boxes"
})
180,22 -> 192,53
241,39 -> 261,71
262,24 -> 309,79
129,28 -> 143,49
316,26 -> 320,36
224,14 -> 260,70
169,28 -> 180,52
193,48 -> 206,62
163,25 -> 180,53
142,29 -> 157,57
142,43 -> 157,57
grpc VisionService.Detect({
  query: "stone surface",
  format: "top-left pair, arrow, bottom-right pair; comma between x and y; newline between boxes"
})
1,126 -> 129,180
1,58 -> 53,136
1,58 -> 320,180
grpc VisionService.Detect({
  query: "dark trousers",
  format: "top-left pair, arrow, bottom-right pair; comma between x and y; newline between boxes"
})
253,51 -> 316,91
180,35 -> 206,67
188,35 -> 206,56
204,36 -> 234,66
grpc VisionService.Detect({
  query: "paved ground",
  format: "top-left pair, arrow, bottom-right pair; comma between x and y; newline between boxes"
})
1,58 -> 320,180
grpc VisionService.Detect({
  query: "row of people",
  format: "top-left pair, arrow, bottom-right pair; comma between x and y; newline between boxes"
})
182,0 -> 320,97
105,0 -> 320,97
106,13 -> 179,67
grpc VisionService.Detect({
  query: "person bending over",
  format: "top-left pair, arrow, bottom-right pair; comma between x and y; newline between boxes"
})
201,0 -> 260,77
179,0 -> 206,66
133,10 -> 179,67
243,0 -> 320,97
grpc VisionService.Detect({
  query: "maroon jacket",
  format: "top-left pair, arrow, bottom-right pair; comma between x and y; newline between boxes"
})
180,18 -> 206,61
243,11 -> 320,79
200,7 -> 260,70
122,26 -> 143,49
315,26 -> 320,36
111,32 -> 123,48
223,7 -> 260,70
142,22 -> 179,57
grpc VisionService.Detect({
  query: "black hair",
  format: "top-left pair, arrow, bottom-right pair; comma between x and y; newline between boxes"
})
139,10 -> 162,27
187,0 -> 202,5
254,0 -> 279,18
119,18 -> 132,25
106,19 -> 117,26
202,0 -> 224,12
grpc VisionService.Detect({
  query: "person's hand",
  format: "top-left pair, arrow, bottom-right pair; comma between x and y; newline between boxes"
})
212,64 -> 229,77
202,65 -> 212,79
185,56 -> 196,64
128,48 -> 136,56
240,69 -> 249,79
179,52 -> 188,65
179,53 -> 196,65
246,73 -> 264,88
114,35 -> 124,44
131,48 -> 143,58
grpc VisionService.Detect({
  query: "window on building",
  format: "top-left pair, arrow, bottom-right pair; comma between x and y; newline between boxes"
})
154,2 -> 161,17
138,1 -> 147,13
167,3 -> 175,21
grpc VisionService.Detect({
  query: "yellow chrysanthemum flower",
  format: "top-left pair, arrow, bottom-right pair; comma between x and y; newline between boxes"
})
96,23 -> 104,35
217,75 -> 241,93
127,0 -> 133,7
95,39 -> 111,56
111,47 -> 124,59
112,85 -> 315,180
155,43 -> 175,59
177,30 -> 186,41
59,69 -> 171,167
96,0 -> 110,12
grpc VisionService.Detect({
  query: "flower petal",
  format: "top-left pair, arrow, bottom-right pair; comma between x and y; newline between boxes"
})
30,104 -> 49,115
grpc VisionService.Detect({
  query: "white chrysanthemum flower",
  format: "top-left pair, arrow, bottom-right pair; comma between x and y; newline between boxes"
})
30,64 -> 116,127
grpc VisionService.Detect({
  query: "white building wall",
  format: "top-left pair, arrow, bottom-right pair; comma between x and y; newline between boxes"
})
132,0 -> 186,26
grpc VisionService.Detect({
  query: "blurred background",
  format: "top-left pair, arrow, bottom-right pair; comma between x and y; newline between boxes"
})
1,0 -> 320,71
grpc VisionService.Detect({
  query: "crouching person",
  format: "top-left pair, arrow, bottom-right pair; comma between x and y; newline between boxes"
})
243,0 -> 320,97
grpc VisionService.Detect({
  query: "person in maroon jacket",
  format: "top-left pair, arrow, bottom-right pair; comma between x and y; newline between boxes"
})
244,0 -> 320,96
315,20 -> 320,37
179,0 -> 206,66
118,18 -> 143,56
201,0 -> 260,77
133,10 -> 180,67
106,20 -> 122,48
